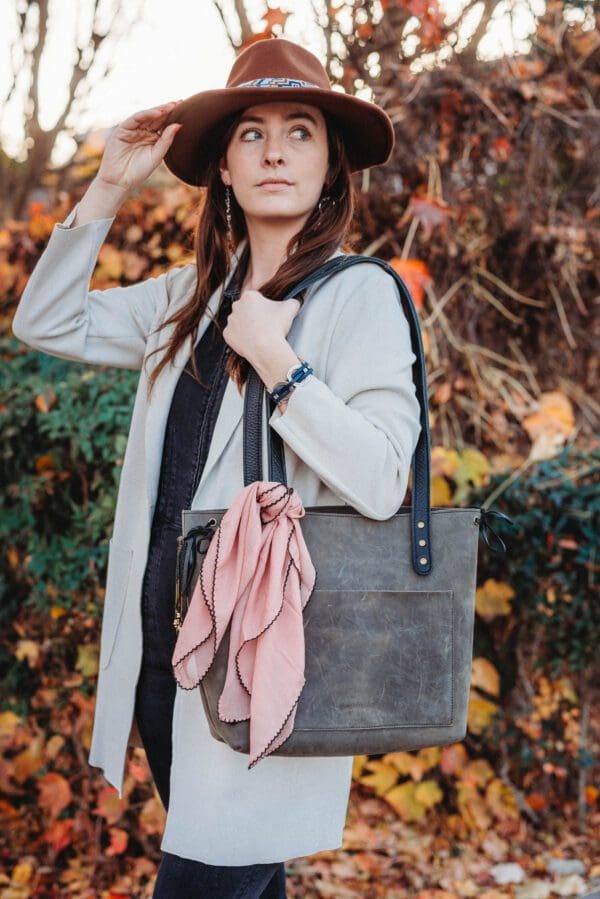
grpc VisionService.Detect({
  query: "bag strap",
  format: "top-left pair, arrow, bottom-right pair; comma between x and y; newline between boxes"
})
243,253 -> 433,576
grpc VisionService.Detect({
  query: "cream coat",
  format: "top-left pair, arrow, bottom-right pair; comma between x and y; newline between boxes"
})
11,202 -> 422,865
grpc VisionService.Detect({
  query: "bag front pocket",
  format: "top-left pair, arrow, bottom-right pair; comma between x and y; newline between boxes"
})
295,589 -> 455,731
99,538 -> 134,670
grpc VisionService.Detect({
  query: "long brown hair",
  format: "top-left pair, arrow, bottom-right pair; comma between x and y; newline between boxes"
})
144,108 -> 356,396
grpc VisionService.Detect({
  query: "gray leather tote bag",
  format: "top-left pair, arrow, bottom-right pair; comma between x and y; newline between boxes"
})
176,254 -> 513,757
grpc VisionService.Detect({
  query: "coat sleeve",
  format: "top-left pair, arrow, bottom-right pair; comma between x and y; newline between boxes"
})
268,264 -> 423,521
11,200 -> 172,370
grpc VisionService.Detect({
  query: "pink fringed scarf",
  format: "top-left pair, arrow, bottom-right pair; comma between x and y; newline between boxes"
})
171,481 -> 316,769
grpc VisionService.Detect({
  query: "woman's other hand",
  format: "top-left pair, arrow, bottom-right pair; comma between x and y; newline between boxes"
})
96,100 -> 185,194
223,289 -> 302,365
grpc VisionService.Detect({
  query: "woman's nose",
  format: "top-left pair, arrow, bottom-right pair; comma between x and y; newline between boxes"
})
263,140 -> 285,165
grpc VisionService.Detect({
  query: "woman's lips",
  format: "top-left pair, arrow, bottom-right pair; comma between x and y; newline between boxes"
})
257,181 -> 293,189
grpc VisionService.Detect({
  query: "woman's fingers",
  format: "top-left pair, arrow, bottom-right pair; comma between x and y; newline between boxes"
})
153,123 -> 183,154
130,105 -> 178,125
122,100 -> 184,130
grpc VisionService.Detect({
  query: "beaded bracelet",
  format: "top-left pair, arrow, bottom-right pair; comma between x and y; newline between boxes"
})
269,360 -> 313,405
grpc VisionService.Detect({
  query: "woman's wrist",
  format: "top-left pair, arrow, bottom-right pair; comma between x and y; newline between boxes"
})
250,339 -> 303,395
71,176 -> 129,227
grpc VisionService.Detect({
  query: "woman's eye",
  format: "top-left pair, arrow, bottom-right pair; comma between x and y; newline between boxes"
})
239,126 -> 311,141
240,128 -> 261,141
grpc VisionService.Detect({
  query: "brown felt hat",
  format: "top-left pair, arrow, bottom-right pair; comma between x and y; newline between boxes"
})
162,36 -> 395,187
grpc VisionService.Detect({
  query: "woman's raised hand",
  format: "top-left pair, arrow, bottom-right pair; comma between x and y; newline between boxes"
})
96,100 -> 185,193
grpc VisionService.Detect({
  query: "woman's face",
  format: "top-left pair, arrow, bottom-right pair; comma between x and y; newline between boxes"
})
219,101 -> 330,227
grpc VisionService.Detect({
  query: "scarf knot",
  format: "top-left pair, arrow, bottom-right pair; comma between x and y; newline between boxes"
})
257,481 -> 304,523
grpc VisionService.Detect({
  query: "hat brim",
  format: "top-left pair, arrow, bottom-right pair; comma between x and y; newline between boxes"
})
162,87 -> 395,187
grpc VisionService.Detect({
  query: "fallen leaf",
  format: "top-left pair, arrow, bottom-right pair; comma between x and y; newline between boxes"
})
106,826 -> 129,856
95,786 -> 127,825
139,795 -> 166,835
468,692 -> 499,735
14,639 -> 41,668
384,781 -> 427,821
11,733 -> 46,783
523,390 -> 575,442
358,761 -> 399,796
43,818 -> 74,854
37,772 -> 72,820
475,579 -> 515,621
10,861 -> 33,885
471,657 -> 501,697
388,257 -> 432,309
75,644 -> 99,678
414,779 -> 444,808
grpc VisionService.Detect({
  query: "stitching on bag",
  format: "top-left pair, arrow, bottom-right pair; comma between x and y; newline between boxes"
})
184,507 -> 481,523
299,508 -> 480,518
292,722 -> 454,731
450,589 -> 455,725
306,588 -> 454,594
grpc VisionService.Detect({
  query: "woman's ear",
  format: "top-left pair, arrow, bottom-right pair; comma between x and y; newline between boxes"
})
219,157 -> 231,186
324,167 -> 336,192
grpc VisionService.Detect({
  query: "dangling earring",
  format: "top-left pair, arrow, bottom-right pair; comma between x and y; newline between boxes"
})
318,193 -> 337,215
225,184 -> 234,254
317,194 -> 329,215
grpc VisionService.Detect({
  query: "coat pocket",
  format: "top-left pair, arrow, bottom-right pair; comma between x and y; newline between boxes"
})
99,538 -> 134,670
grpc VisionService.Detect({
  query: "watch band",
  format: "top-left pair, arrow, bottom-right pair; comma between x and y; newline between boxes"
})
286,361 -> 304,381
270,360 -> 313,404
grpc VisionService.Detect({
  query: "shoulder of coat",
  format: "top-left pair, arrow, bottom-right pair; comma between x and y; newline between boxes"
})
164,262 -> 198,307
308,256 -> 399,309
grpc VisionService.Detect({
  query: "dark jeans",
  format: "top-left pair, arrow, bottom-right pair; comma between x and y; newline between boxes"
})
134,530 -> 287,898
153,850 -> 288,899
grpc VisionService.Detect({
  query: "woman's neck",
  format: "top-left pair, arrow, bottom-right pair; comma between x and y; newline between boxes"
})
240,216 -> 306,291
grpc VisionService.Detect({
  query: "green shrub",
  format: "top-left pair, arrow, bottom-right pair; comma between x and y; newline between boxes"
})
1,337 -> 138,623
469,442 -> 599,679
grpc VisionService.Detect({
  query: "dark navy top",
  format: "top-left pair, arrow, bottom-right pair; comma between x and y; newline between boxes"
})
139,251 -> 249,672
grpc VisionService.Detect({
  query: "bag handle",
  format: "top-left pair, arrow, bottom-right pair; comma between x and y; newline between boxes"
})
243,254 -> 433,576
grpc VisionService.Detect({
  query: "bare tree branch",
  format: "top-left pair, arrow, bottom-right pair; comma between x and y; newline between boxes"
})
454,0 -> 497,62
233,0 -> 255,45
1,0 -> 145,221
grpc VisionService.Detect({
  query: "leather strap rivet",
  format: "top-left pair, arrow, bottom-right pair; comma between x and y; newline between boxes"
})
418,539 -> 426,546
419,556 -> 428,564
417,521 -> 425,528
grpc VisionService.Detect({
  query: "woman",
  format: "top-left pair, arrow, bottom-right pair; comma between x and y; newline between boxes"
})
12,37 -> 422,899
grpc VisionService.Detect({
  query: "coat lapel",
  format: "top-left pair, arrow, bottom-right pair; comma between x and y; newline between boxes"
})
143,243 -> 247,512
191,368 -> 245,500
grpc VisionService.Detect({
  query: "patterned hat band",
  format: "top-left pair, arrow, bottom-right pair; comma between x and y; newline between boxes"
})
236,77 -> 321,89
